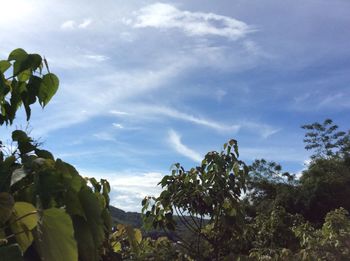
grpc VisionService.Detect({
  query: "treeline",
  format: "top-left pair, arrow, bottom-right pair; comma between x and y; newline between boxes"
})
0,49 -> 349,260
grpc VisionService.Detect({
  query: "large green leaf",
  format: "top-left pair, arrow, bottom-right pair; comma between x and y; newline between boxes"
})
8,48 -> 29,76
55,159 -> 83,192
64,189 -> 86,218
72,216 -> 98,261
71,188 -> 105,261
79,188 -> 105,245
8,48 -> 28,61
38,73 -> 59,107
10,202 -> 38,252
12,202 -> 38,230
35,208 -> 78,261
0,244 -> 22,261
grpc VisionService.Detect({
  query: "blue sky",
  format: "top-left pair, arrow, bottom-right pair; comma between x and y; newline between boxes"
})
1,0 -> 350,211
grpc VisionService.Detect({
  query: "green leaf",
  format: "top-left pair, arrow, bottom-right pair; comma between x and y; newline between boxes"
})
64,189 -> 86,218
0,244 -> 22,261
35,149 -> 54,160
34,208 -> 78,261
8,49 -> 29,76
72,216 -> 99,261
0,61 -> 11,73
0,192 -> 14,225
10,202 -> 38,252
133,228 -> 142,244
78,188 -> 105,245
12,202 -> 38,231
38,73 -> 59,107
17,69 -> 31,82
26,54 -> 42,71
12,130 -> 29,142
112,242 -> 122,252
55,159 -> 83,192
8,49 -> 28,62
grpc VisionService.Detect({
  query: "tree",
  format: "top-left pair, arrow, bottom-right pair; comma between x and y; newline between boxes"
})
0,49 -> 115,261
302,119 -> 347,160
142,139 -> 249,260
244,159 -> 298,216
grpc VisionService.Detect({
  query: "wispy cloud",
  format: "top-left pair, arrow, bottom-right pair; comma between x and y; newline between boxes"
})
127,105 -> 241,133
93,132 -> 116,142
110,110 -> 131,116
168,129 -> 202,162
242,121 -> 281,139
130,3 -> 254,39
84,54 -> 109,62
60,19 -> 92,30
109,104 -> 278,138
112,123 -> 124,129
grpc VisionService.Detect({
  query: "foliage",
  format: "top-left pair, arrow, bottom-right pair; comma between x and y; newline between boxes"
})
302,119 -> 348,160
110,223 -> 191,260
245,159 -> 298,216
138,119 -> 350,260
0,49 -> 114,261
142,139 -> 249,260
0,48 -> 58,124
291,208 -> 350,260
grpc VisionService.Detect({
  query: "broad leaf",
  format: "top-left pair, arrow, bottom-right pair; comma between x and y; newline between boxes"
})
72,216 -> 99,261
8,48 -> 28,61
10,202 -> 38,252
38,73 -> 59,107
35,208 -> 78,261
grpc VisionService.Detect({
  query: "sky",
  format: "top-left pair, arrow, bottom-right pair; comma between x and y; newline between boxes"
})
1,0 -> 350,211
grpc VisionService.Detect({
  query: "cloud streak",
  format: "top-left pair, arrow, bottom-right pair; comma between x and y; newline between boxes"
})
114,105 -> 241,133
131,3 -> 253,39
168,129 -> 202,162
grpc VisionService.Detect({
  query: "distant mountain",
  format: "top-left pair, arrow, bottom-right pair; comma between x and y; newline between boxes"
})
109,205 -> 206,241
109,205 -> 143,228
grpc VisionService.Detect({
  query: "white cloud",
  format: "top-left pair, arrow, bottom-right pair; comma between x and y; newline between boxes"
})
60,19 -> 92,30
78,19 -> 92,28
61,20 -> 76,30
168,129 -> 202,162
110,110 -> 131,116
79,169 -> 164,212
112,123 -> 124,129
131,3 -> 253,39
84,54 -> 109,62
